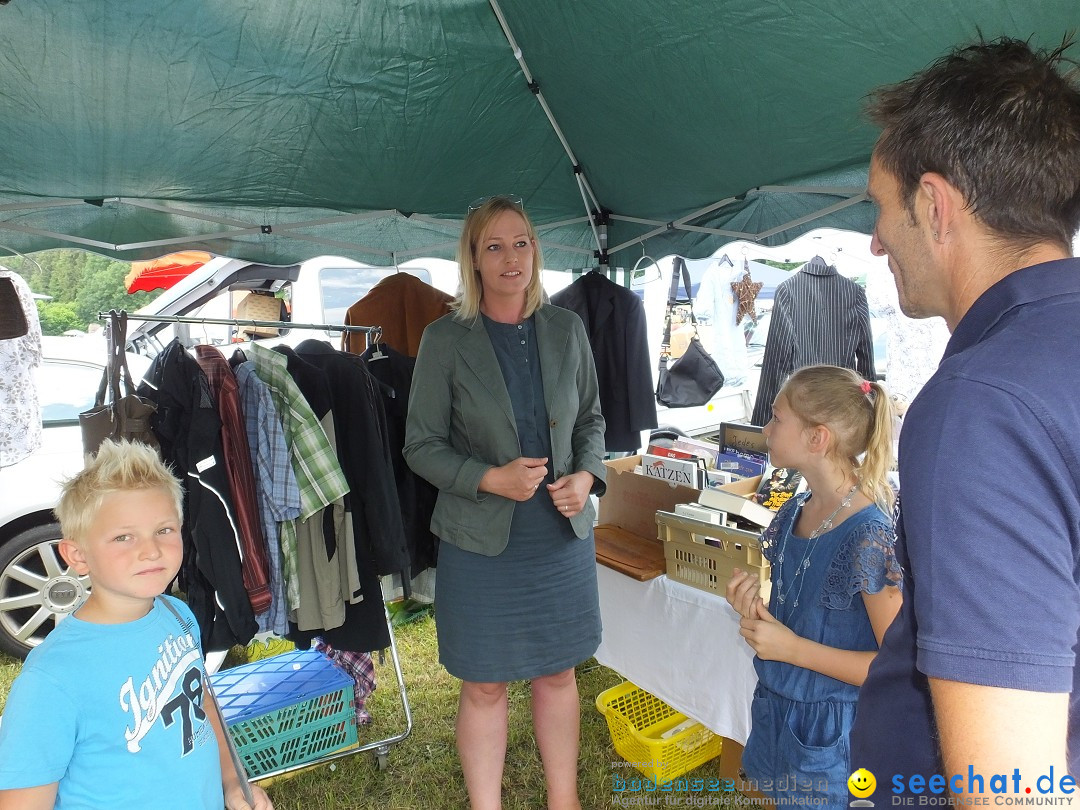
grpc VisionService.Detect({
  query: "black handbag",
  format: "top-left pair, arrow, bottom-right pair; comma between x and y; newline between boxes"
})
80,310 -> 160,456
656,258 -> 725,408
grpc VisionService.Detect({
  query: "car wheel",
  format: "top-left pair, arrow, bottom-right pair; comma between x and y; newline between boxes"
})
0,523 -> 90,659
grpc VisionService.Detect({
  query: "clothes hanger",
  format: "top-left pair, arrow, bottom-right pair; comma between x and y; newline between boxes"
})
367,326 -> 387,360
630,249 -> 660,285
0,241 -> 44,276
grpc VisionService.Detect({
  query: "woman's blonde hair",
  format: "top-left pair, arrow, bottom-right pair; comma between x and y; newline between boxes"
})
55,440 -> 183,544
454,196 -> 545,321
779,365 -> 896,510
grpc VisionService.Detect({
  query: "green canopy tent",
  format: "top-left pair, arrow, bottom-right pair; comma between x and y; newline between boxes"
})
0,0 -> 1073,269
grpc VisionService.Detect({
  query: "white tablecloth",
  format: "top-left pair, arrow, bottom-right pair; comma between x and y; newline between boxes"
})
594,564 -> 757,745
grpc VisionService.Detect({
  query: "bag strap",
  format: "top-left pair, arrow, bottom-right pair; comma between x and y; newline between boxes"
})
658,258 -> 701,381
110,311 -> 140,399
157,596 -> 255,805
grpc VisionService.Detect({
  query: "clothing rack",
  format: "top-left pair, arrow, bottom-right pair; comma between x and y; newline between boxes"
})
99,310 -> 384,352
100,308 -> 412,775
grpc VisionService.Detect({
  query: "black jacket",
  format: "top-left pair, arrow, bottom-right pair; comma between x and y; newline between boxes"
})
292,340 -> 410,576
551,273 -> 657,451
359,341 -> 439,577
284,341 -> 397,653
138,340 -> 257,651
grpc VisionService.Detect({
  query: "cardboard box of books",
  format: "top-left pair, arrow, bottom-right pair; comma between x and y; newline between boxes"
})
598,456 -> 701,542
598,455 -> 770,539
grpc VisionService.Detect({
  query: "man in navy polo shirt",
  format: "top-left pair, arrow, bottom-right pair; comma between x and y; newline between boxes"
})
850,38 -> 1080,795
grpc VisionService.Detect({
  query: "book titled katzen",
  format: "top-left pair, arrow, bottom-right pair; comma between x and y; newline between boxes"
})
641,453 -> 706,489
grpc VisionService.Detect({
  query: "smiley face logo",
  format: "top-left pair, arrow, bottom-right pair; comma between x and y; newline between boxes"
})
849,769 -> 876,798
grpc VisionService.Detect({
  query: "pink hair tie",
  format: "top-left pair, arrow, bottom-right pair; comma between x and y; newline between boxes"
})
860,380 -> 872,395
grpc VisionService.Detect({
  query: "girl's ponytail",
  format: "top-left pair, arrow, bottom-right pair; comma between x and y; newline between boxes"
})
858,380 -> 896,511
781,366 -> 896,511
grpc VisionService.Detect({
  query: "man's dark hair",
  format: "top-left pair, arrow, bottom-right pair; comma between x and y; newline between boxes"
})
868,36 -> 1080,249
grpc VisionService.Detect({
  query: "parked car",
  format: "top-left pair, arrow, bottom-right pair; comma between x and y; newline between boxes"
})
0,336 -> 150,659
125,255 -> 461,354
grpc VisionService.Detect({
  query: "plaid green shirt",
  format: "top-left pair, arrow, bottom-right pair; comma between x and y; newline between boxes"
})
249,343 -> 350,608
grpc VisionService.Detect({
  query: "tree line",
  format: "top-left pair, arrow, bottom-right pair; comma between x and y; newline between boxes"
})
3,250 -> 162,335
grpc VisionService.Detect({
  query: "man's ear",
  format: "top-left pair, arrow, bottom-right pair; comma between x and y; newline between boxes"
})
59,538 -> 89,576
919,172 -> 962,241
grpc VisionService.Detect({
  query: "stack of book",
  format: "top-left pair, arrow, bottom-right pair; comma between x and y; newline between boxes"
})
642,437 -> 720,490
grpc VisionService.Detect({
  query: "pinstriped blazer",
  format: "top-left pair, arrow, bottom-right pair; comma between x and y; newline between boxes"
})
751,258 -> 876,425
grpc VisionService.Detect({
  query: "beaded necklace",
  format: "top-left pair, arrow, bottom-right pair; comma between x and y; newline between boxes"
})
774,483 -> 859,609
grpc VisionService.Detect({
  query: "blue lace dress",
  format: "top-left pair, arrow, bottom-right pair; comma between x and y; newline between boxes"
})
741,492 -> 901,809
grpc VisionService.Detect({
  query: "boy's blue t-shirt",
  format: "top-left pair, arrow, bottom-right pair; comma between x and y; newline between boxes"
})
0,596 -> 224,809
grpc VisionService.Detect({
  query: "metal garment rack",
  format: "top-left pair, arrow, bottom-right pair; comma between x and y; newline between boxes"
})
107,310 -> 412,774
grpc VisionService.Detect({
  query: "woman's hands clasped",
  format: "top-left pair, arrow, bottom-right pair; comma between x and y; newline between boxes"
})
482,456 -> 549,501
546,470 -> 594,519
479,458 -> 593,519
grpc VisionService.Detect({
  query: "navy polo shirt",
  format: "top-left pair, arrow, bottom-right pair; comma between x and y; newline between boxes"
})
851,258 -> 1080,784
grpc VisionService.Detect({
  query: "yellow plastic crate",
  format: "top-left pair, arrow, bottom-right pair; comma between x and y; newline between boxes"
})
595,681 -> 722,784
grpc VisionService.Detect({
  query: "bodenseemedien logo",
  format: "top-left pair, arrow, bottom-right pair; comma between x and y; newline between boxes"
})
850,768 -> 877,807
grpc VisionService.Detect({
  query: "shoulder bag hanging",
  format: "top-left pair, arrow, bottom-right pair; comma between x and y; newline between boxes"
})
655,257 -> 725,408
79,310 -> 160,456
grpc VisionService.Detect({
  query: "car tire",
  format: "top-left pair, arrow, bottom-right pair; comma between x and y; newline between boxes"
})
0,523 -> 90,660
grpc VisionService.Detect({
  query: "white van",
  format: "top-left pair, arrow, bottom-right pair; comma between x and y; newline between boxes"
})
127,255 -> 462,353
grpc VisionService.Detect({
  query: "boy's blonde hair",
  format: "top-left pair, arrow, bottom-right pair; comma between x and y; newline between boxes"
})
779,365 -> 896,510
55,440 -> 183,543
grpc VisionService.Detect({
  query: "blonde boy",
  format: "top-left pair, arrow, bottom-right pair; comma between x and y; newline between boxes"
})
0,440 -> 272,810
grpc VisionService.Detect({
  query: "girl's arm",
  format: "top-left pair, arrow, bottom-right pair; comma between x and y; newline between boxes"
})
738,585 -> 901,687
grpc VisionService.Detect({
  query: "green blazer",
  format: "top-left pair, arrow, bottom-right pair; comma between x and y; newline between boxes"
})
403,304 -> 607,556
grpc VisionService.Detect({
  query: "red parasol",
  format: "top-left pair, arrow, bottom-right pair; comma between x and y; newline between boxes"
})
125,250 -> 212,294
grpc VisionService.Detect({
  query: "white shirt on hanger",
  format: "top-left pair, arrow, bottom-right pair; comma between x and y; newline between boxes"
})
694,257 -> 749,386
0,269 -> 43,468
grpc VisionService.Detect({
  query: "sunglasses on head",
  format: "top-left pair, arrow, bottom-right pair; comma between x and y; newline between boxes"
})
467,194 -> 523,213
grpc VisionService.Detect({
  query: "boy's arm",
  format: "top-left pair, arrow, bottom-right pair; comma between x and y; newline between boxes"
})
205,694 -> 274,810
0,783 -> 60,810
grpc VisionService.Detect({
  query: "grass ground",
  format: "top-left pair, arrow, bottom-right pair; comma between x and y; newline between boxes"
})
0,613 -> 741,809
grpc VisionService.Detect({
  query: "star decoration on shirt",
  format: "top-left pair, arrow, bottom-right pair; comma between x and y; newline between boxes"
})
731,261 -> 763,325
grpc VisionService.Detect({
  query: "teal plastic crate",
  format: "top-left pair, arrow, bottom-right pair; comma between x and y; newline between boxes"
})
210,649 -> 357,777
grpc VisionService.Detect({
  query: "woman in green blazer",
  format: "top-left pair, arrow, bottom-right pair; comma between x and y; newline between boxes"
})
404,196 -> 606,810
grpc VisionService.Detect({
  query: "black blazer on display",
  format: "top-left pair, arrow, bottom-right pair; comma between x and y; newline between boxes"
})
551,273 -> 657,451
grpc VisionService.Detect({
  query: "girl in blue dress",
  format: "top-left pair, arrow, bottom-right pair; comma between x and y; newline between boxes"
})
726,365 -> 903,808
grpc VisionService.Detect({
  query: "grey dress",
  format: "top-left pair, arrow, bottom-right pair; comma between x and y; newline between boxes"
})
434,315 -> 602,681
